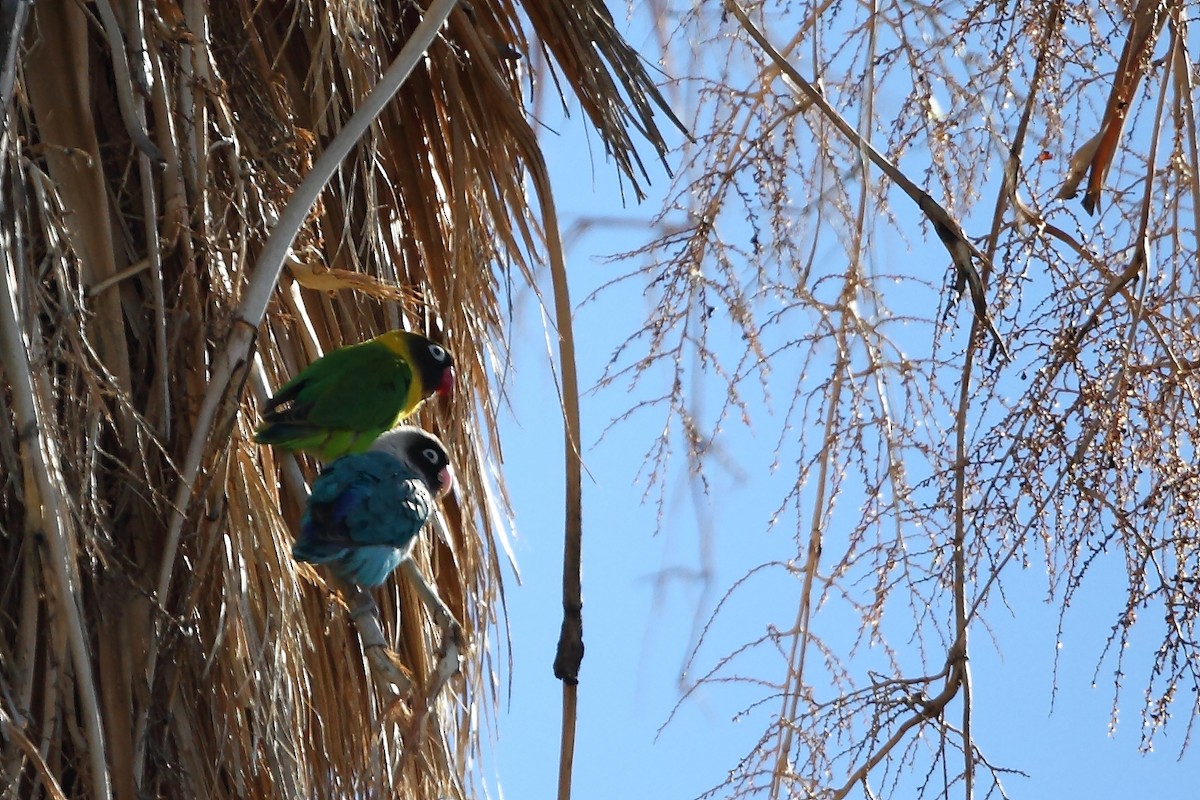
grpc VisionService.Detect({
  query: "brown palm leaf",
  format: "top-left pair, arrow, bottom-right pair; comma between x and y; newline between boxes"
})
0,1 -> 672,799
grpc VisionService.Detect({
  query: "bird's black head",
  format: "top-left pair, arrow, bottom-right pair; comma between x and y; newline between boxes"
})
372,425 -> 455,496
407,333 -> 455,399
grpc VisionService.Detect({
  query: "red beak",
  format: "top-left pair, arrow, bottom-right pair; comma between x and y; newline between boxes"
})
437,465 -> 455,497
436,366 -> 455,397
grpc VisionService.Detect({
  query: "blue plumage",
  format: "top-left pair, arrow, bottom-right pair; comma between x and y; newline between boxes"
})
292,426 -> 453,588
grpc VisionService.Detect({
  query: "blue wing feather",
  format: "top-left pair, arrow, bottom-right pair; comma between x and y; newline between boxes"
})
293,451 -> 433,587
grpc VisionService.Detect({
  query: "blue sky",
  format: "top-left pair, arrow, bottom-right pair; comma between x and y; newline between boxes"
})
478,7 -> 1197,798
483,159 -> 1197,798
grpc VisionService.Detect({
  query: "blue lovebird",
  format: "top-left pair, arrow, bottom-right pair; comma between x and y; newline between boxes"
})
292,425 -> 454,588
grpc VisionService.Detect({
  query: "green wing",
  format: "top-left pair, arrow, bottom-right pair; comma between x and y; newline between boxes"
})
294,342 -> 414,429
256,341 -> 416,458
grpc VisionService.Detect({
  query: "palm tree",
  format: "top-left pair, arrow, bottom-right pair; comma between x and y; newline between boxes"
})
0,1 -> 672,798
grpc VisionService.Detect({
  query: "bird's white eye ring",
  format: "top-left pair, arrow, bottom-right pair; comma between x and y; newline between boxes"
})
429,344 -> 447,361
422,447 -> 440,464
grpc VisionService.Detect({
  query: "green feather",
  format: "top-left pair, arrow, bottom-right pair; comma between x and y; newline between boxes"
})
255,340 -> 415,459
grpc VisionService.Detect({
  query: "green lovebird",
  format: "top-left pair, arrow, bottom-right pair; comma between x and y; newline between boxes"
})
254,330 -> 455,460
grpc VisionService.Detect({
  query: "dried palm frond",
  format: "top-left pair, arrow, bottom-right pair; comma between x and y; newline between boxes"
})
0,1 -> 671,799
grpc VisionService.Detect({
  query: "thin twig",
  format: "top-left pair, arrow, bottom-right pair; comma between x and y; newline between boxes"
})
398,557 -> 465,701
1175,10 -> 1200,257
2,552 -> 38,789
0,0 -> 31,141
453,19 -> 586,800
831,658 -> 966,800
141,15 -> 176,439
771,338 -> 848,799
93,0 -> 165,164
392,558 -> 464,764
85,258 -> 151,297
723,0 -> 1009,361
517,71 -> 585,800
0,706 -> 69,800
342,584 -> 415,695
